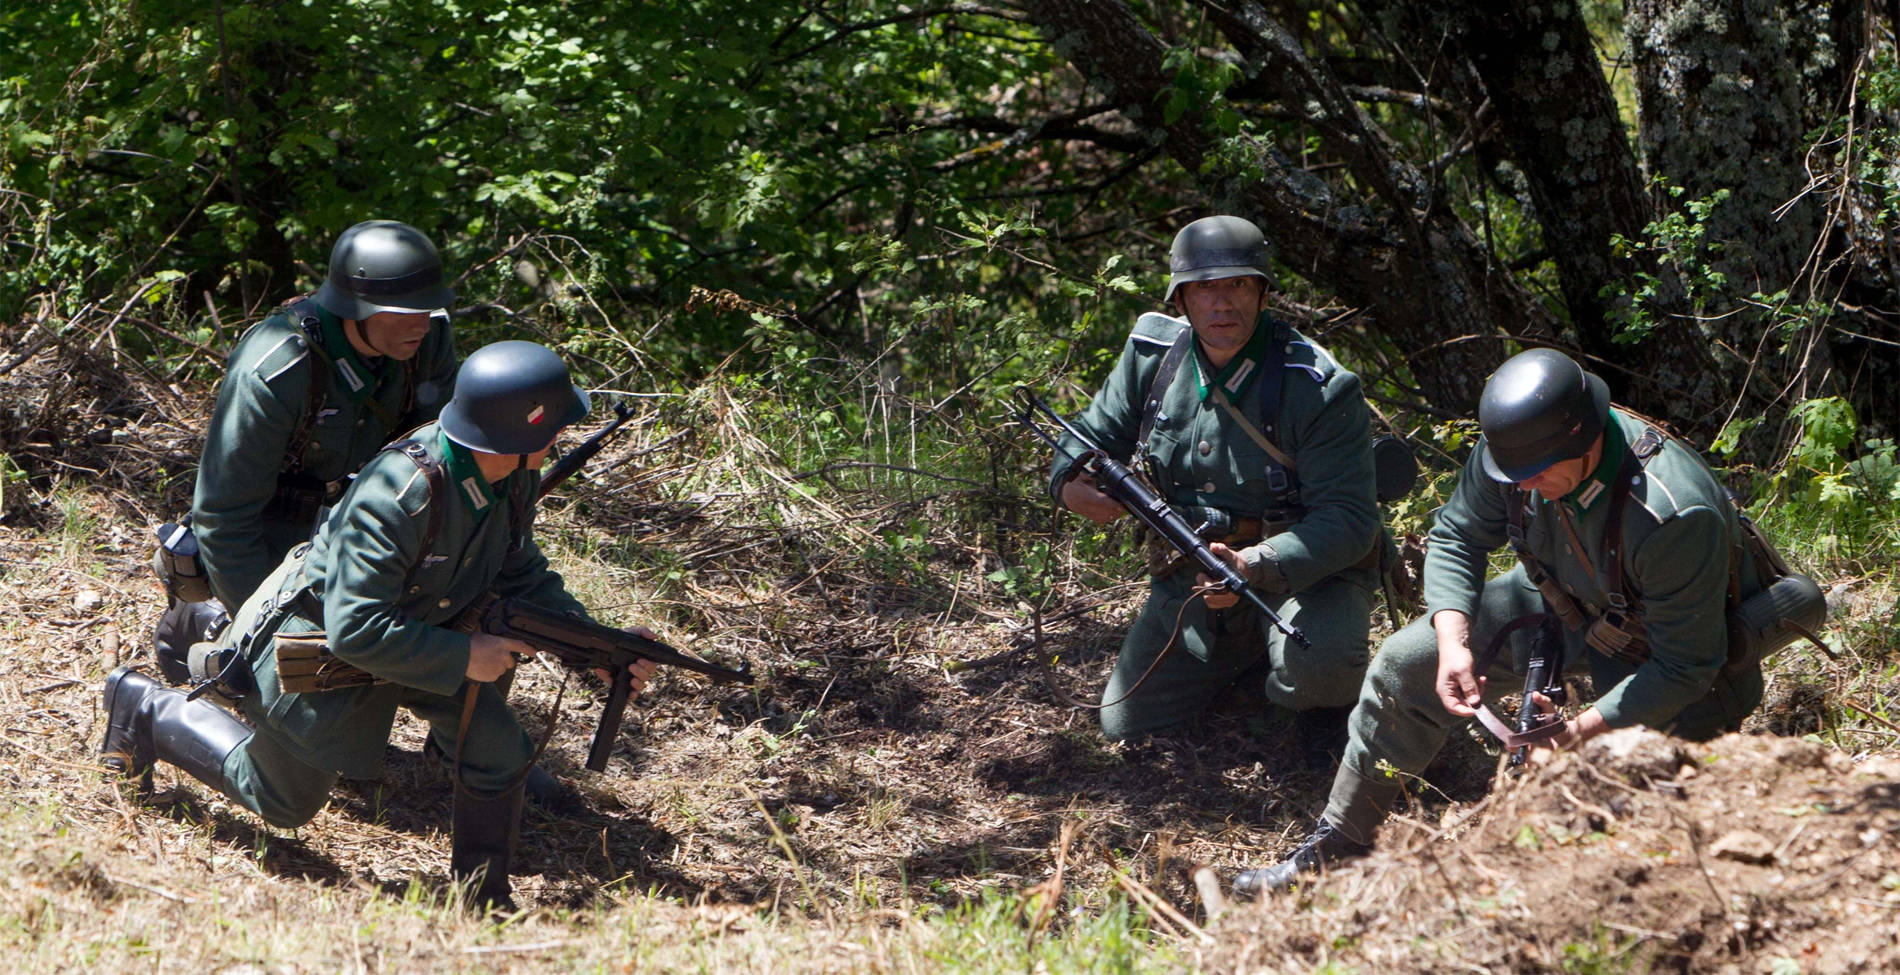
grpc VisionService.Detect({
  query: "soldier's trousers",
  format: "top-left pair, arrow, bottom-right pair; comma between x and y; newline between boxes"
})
1325,565 -> 1763,835
217,681 -> 535,829
1100,568 -> 1375,740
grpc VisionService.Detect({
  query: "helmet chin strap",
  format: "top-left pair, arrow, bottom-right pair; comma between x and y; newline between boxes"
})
346,317 -> 379,358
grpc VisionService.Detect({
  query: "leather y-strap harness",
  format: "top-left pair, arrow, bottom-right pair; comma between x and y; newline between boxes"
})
1505,425 -> 1668,663
1134,319 -> 1299,513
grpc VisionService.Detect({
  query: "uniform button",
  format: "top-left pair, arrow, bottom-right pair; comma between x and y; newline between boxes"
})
1198,440 -> 1212,456
408,585 -> 421,594
1202,481 -> 1217,493
354,419 -> 365,429
438,598 -> 452,609
462,556 -> 473,567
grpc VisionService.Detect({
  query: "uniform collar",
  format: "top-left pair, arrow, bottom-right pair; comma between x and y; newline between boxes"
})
318,312 -> 399,401
1191,312 -> 1276,403
438,430 -> 499,517
1560,409 -> 1627,514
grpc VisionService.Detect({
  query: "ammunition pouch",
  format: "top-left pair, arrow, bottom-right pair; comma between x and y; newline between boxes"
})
262,472 -> 343,530
273,630 -> 385,694
1583,606 -> 1651,665
1520,559 -> 1589,631
152,520 -> 214,604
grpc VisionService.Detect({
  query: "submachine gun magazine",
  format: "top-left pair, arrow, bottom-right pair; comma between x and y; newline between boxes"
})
1474,612 -> 1568,766
468,596 -> 754,772
1014,387 -> 1309,649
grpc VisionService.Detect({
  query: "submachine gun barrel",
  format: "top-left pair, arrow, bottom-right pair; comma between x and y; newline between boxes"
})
1014,387 -> 1309,649
468,595 -> 753,772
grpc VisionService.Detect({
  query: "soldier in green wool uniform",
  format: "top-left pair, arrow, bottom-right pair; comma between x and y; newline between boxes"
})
1049,215 -> 1385,765
104,341 -> 659,909
1237,348 -> 1816,896
153,220 -> 459,681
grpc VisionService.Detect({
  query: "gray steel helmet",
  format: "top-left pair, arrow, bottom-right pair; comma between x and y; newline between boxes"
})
1165,215 -> 1272,302
438,341 -> 590,454
313,220 -> 455,320
1477,348 -> 1611,483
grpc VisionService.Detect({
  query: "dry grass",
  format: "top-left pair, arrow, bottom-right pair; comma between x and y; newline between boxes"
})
4,323 -> 1899,973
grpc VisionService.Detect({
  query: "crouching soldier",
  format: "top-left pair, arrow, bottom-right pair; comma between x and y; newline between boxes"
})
105,341 -> 658,909
1236,348 -> 1822,896
1051,215 -> 1384,765
154,219 -> 458,678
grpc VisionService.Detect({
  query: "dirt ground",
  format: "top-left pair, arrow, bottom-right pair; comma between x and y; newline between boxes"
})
1208,731 -> 1900,973
3,329 -> 1897,972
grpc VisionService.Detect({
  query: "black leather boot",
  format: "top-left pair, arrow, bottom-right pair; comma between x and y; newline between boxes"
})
152,601 -> 228,685
451,781 -> 526,912
101,667 -> 251,793
1234,763 -> 1397,897
1233,818 -> 1372,897
1293,705 -> 1353,773
425,734 -> 577,813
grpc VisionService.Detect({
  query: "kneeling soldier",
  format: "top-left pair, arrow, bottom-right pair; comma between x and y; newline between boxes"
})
155,220 -> 459,677
1051,215 -> 1384,763
104,341 -> 656,909
1237,348 -> 1804,896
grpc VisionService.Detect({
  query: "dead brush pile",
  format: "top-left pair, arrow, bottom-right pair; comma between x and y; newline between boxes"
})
1207,729 -> 1900,973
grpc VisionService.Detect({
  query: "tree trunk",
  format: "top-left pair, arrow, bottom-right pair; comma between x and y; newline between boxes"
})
1027,0 -> 1554,411
1413,0 -> 1724,424
1625,0 -> 1884,436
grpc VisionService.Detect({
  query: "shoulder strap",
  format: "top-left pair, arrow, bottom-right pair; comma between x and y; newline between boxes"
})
1251,320 -> 1297,502
1136,326 -> 1194,454
386,439 -> 447,597
1253,319 -> 1289,443
1601,426 -> 1666,612
281,301 -> 331,474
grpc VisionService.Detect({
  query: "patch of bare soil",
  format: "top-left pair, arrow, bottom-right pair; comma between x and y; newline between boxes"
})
4,327 -> 1895,973
1207,730 -> 1900,973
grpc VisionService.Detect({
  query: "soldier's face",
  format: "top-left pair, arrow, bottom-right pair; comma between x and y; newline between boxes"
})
1517,435 -> 1605,498
1176,276 -> 1265,365
355,311 -> 436,361
1518,456 -> 1588,497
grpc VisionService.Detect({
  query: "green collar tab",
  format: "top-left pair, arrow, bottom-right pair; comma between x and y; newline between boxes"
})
1191,313 -> 1277,403
319,312 -> 400,401
1561,410 -> 1627,514
439,430 -> 498,517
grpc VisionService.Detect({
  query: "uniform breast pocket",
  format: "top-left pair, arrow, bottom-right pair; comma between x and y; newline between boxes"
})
1142,425 -> 1194,490
1521,513 -> 1562,565
1221,437 -> 1271,492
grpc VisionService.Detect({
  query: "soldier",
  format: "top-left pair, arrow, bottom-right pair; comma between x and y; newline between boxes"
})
1050,215 -> 1384,765
103,341 -> 658,909
153,219 -> 460,681
1237,348 -> 1787,896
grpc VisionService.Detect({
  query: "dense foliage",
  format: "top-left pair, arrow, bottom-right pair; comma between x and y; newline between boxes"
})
4,1 -> 1898,477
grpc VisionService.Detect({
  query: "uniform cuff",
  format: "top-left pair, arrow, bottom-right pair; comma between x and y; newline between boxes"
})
1242,542 -> 1291,594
